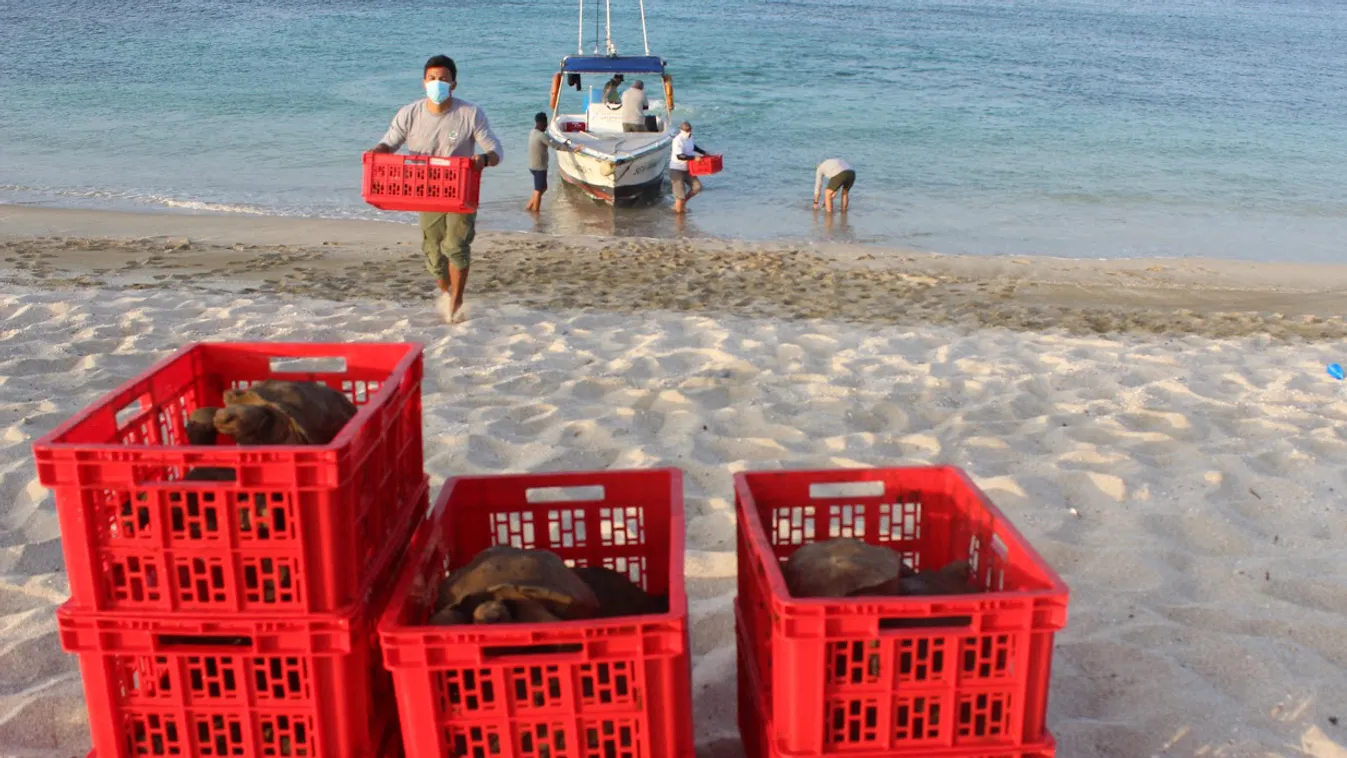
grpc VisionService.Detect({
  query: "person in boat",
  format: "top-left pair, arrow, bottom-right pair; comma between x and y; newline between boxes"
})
620,80 -> 649,132
526,112 -> 553,213
813,158 -> 855,214
670,121 -> 710,214
372,54 -> 503,323
602,74 -> 625,105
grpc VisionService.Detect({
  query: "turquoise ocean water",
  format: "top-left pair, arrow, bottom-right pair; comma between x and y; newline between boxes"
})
2,0 -> 1345,262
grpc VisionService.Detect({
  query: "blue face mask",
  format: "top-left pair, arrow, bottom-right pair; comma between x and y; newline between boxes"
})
425,80 -> 451,104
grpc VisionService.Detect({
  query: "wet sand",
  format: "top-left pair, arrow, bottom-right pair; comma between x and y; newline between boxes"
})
3,205 -> 1347,339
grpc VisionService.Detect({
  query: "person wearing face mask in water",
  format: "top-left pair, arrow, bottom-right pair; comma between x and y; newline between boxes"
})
373,55 -> 503,323
668,121 -> 710,214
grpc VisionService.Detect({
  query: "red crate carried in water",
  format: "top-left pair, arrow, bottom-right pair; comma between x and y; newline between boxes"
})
735,467 -> 1069,757
33,342 -> 425,615
687,154 -> 723,176
362,152 -> 481,213
378,470 -> 694,758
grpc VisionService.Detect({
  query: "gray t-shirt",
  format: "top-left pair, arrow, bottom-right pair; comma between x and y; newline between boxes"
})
379,98 -> 504,160
620,87 -> 648,125
528,129 -> 551,171
815,158 -> 854,195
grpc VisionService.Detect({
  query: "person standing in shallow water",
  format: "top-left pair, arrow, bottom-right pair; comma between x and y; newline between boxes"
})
525,112 -> 551,214
669,121 -> 710,214
373,55 -> 503,323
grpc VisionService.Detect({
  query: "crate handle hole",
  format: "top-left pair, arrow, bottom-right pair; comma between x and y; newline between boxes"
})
268,356 -> 347,374
810,481 -> 884,499
115,395 -> 151,429
157,634 -> 253,648
991,534 -> 1008,557
880,615 -> 972,631
482,643 -> 584,660
526,485 -> 605,503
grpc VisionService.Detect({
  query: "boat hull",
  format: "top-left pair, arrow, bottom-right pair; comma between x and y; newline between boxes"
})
554,144 -> 671,206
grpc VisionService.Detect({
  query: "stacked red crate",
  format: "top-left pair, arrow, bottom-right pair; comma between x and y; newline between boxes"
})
36,342 -> 428,758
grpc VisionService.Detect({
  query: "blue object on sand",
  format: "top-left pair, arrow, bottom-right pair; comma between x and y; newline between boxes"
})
1328,363 -> 1345,381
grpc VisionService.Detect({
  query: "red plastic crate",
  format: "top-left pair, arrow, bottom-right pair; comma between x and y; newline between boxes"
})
734,467 -> 1069,757
33,342 -> 425,615
362,152 -> 481,213
63,478 -> 427,758
87,729 -> 406,758
687,155 -> 723,176
736,607 -> 1056,758
60,609 -> 395,758
378,470 -> 693,758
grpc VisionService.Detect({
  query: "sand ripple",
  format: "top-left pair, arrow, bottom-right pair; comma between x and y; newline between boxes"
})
0,284 -> 1344,756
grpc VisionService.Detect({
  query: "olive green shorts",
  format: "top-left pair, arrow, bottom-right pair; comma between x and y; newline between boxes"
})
418,211 -> 476,279
827,170 -> 856,192
669,170 -> 702,200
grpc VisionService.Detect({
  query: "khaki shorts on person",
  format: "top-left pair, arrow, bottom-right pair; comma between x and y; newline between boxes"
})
419,211 -> 476,280
670,169 -> 702,200
827,169 -> 856,192
622,122 -> 647,132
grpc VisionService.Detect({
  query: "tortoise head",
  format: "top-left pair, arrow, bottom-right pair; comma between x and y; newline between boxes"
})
472,600 -> 512,624
186,407 -> 220,446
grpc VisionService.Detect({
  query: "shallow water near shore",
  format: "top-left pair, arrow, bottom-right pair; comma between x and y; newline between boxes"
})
3,0 -> 1346,262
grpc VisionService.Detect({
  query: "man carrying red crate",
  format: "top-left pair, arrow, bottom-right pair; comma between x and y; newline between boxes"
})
373,55 -> 503,323
670,121 -> 711,214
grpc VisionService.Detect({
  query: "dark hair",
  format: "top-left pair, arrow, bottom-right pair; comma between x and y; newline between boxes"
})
424,55 -> 457,80
534,112 -> 548,124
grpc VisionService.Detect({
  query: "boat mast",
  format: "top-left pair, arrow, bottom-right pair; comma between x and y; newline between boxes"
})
605,0 -> 616,55
578,0 -> 585,54
639,0 -> 650,55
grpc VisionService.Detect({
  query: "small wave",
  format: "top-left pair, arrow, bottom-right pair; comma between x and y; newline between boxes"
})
0,183 -> 338,218
145,196 -> 273,215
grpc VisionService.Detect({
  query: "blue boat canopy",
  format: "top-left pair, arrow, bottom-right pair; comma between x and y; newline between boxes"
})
561,55 -> 665,75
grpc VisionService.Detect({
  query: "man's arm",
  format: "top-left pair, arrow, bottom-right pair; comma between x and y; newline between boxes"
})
693,145 -> 708,156
471,110 -> 504,169
813,165 -> 824,206
373,108 -> 408,153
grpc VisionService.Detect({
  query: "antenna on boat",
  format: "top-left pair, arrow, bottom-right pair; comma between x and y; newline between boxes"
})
578,0 -> 585,54
605,0 -> 617,55
639,0 -> 651,55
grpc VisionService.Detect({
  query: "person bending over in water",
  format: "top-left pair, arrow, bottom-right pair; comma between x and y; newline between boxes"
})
372,54 -> 502,323
813,158 -> 855,214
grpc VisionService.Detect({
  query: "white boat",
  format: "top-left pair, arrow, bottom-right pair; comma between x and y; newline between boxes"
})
545,0 -> 677,205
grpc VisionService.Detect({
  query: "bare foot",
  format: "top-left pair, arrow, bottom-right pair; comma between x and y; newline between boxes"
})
435,292 -> 454,323
450,303 -> 471,324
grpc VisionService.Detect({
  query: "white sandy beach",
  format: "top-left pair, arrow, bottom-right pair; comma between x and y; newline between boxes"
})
2,209 -> 1347,757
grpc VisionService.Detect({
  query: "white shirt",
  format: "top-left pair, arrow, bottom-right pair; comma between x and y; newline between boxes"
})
670,131 -> 695,171
815,158 -> 854,195
620,87 -> 648,125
